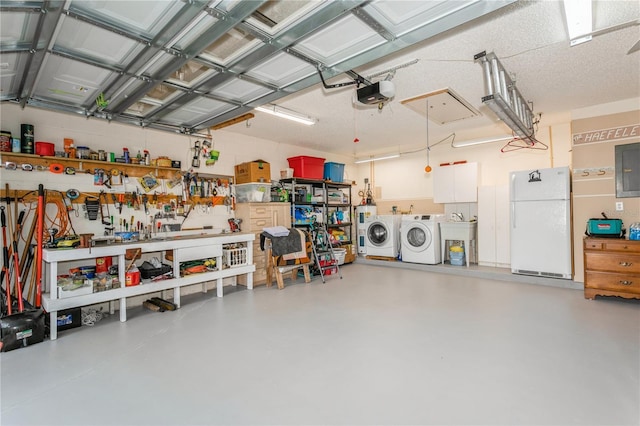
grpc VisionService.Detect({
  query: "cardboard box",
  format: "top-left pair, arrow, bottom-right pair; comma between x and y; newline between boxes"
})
344,243 -> 356,264
235,160 -> 271,184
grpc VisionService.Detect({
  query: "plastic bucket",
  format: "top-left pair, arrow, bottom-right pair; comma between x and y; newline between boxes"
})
449,245 -> 465,266
333,248 -> 347,265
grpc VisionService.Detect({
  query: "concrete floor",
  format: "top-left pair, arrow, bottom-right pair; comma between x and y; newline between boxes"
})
1,261 -> 638,425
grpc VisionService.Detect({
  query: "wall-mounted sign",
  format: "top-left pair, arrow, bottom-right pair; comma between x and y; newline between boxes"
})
573,124 -> 640,145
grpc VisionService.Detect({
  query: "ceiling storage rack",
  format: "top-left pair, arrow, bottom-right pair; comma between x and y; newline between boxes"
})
280,178 -> 353,249
0,1 -> 514,136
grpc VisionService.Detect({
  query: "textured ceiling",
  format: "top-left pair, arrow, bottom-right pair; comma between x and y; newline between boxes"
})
1,0 -> 639,160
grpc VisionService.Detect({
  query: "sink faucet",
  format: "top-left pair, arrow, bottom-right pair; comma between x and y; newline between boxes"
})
452,213 -> 464,222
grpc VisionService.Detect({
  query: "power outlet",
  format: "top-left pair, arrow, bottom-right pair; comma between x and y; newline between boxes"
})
615,201 -> 624,211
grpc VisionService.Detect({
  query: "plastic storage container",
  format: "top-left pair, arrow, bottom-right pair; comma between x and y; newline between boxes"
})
235,183 -> 272,202
324,162 -> 345,182
333,248 -> 347,265
287,156 -> 325,179
449,245 -> 465,266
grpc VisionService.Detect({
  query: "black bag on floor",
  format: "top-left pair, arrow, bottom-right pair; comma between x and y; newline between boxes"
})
1,309 -> 45,352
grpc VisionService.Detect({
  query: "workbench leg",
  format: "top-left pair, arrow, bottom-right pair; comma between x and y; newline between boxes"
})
173,287 -> 180,308
247,272 -> 253,290
216,277 -> 223,297
49,311 -> 57,340
109,301 -> 115,315
119,298 -> 126,322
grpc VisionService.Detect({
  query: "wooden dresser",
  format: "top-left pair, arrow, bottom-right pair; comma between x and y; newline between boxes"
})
234,202 -> 291,285
583,237 -> 640,300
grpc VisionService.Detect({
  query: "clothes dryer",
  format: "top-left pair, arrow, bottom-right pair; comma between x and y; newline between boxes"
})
401,214 -> 446,264
365,215 -> 402,258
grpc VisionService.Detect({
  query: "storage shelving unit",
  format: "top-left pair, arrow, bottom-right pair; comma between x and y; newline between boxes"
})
280,178 -> 353,246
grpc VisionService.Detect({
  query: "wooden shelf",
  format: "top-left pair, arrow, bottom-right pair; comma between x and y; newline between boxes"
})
0,152 -> 181,179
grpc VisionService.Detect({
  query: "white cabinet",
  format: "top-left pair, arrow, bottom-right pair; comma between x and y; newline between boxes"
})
478,185 -> 510,267
433,162 -> 478,203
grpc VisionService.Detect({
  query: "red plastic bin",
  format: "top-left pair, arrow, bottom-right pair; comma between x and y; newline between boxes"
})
287,156 -> 325,179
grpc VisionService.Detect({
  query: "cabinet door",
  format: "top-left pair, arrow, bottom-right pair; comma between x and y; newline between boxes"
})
494,184 -> 510,266
433,166 -> 456,203
477,186 -> 497,265
454,162 -> 478,202
273,203 -> 292,227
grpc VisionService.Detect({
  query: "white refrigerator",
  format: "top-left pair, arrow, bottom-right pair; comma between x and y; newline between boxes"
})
510,166 -> 572,279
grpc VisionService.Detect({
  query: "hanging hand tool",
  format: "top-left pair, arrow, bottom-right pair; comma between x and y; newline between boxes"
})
142,194 -> 149,214
1,206 -> 13,315
7,206 -> 24,313
117,193 -> 124,214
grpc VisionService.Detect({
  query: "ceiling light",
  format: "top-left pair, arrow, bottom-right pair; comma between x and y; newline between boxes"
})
354,154 -> 400,164
255,104 -> 316,125
452,135 -> 513,148
474,51 -> 536,143
563,0 -> 593,46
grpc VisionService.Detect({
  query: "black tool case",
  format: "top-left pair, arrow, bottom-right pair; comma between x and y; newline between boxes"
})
1,309 -> 45,352
139,261 -> 172,279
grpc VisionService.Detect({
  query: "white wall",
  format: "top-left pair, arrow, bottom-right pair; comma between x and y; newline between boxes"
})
0,103 -> 353,236
354,121 -> 574,202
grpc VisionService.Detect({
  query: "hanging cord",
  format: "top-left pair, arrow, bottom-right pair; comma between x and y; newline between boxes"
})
21,190 -> 75,240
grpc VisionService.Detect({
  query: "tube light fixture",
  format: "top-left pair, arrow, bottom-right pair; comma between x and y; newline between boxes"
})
354,154 -> 400,164
563,0 -> 593,46
255,104 -> 316,125
452,135 -> 513,148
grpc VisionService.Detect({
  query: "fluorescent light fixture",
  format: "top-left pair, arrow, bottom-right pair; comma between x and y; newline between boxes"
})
563,0 -> 593,46
452,135 -> 512,148
255,104 -> 316,125
354,154 -> 400,164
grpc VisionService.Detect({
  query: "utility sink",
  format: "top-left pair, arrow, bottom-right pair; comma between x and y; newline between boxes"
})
439,221 -> 477,267
439,221 -> 477,240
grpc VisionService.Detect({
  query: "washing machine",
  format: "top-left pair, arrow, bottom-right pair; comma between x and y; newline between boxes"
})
401,214 -> 446,264
365,215 -> 402,258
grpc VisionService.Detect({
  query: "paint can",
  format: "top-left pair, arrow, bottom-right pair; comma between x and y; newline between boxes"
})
95,256 -> 112,273
125,269 -> 140,286
0,130 -> 11,152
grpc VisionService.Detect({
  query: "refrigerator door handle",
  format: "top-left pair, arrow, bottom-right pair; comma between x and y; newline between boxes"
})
511,202 -> 515,229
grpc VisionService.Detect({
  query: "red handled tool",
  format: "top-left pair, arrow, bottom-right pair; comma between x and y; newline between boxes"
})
9,210 -> 25,313
36,184 -> 44,307
1,206 -> 13,315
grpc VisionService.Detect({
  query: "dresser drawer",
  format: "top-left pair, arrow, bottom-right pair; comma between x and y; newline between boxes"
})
248,217 -> 274,230
248,205 -> 276,219
603,240 -> 640,253
584,252 -> 640,274
585,271 -> 640,294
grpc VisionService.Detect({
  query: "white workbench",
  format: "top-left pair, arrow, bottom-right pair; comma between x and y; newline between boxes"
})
42,232 -> 255,339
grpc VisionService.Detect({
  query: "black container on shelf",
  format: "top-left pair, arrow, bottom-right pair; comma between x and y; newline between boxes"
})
139,261 -> 172,279
20,124 -> 34,154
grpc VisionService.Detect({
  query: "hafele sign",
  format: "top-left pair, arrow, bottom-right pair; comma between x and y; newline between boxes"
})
573,124 -> 640,145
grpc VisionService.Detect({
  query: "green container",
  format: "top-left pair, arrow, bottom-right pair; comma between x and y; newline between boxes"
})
21,124 -> 34,154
